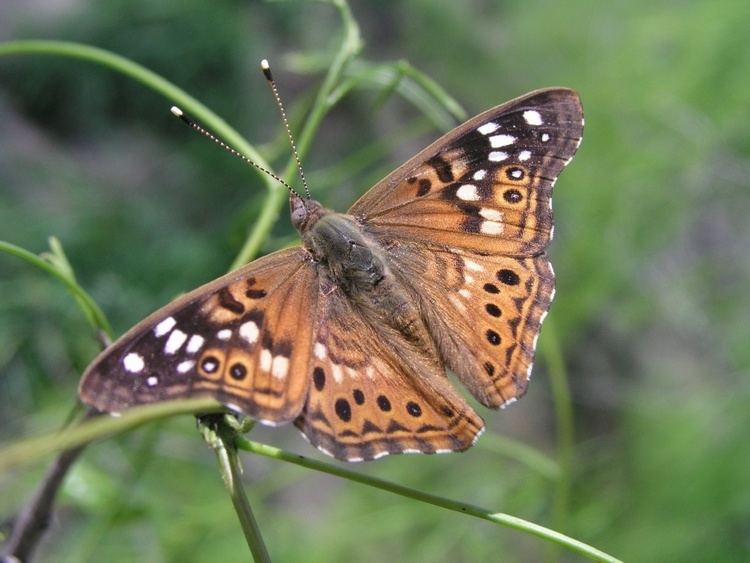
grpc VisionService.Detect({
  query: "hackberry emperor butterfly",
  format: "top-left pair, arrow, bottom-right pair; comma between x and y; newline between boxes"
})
79,87 -> 583,462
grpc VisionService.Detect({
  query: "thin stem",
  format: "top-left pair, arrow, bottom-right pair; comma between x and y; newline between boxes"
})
2,442 -> 87,561
0,398 -> 223,472
236,438 -> 621,563
0,240 -> 112,338
213,423 -> 271,563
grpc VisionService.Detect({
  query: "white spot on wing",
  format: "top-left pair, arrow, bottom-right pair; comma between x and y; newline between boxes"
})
479,208 -> 503,221
177,360 -> 195,373
317,445 -> 334,458
331,364 -> 344,384
500,397 -> 517,410
373,451 -> 390,460
477,122 -> 499,135
456,184 -> 479,201
314,342 -> 327,360
154,316 -> 176,337
260,349 -> 272,372
472,426 -> 486,444
489,134 -> 515,148
123,352 -> 144,373
459,288 -> 471,299
271,355 -> 289,379
541,133 -> 550,142
480,221 -> 504,235
164,329 -> 187,354
489,151 -> 508,162
258,418 -> 282,427
186,334 -> 205,353
510,169 -> 523,179
146,375 -> 158,386
448,293 -> 467,312
518,150 -> 532,161
464,259 -> 484,272
239,321 -> 259,344
473,169 -> 487,180
217,329 -> 232,340
523,110 -> 543,125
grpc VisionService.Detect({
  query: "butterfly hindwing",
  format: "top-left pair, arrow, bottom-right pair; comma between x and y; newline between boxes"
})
350,88 -> 583,256
79,248 -> 319,424
389,245 -> 555,408
294,277 -> 485,461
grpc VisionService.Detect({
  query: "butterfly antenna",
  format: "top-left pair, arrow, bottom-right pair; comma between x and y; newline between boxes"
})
261,59 -> 311,200
169,106 -> 302,199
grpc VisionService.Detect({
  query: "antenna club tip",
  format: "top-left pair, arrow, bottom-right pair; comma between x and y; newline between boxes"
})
260,59 -> 273,81
170,106 -> 184,117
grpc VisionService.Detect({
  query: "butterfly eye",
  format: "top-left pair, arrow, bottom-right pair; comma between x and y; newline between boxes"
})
290,198 -> 308,228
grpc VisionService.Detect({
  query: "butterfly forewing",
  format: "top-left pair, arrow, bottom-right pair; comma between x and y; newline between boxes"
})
295,281 -> 484,461
350,88 -> 583,256
79,248 -> 318,424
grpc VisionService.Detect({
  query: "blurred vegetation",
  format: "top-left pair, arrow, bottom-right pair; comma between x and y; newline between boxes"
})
1,0 -> 749,561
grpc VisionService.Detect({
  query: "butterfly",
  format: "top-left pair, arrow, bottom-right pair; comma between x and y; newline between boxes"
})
79,88 -> 583,462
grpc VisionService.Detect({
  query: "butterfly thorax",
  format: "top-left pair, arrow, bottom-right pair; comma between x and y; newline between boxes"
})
293,196 -> 434,351
303,209 -> 386,294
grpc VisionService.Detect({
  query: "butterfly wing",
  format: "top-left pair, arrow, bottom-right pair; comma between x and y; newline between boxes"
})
349,88 -> 583,256
79,248 -> 319,425
388,245 -> 554,408
294,276 -> 485,461
349,88 -> 582,408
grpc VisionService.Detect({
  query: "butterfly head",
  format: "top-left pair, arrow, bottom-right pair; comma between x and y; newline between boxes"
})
290,193 -> 326,235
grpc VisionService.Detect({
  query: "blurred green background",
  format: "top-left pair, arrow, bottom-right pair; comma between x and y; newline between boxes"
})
1,0 -> 749,561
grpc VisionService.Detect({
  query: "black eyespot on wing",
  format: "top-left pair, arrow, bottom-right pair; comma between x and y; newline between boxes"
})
230,363 -> 247,380
377,395 -> 392,412
497,269 -> 520,286
406,401 -> 422,417
335,398 -> 352,422
485,303 -> 502,317
313,367 -> 326,391
483,283 -> 500,294
353,389 -> 365,405
486,329 -> 501,346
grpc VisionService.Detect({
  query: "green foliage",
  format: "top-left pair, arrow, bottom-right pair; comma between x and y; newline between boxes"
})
1,0 -> 749,561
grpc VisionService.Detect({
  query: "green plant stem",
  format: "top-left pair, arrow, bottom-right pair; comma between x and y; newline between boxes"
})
539,319 -> 575,544
213,425 -> 271,563
0,398 -> 223,472
0,240 -> 112,338
237,438 -> 621,563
